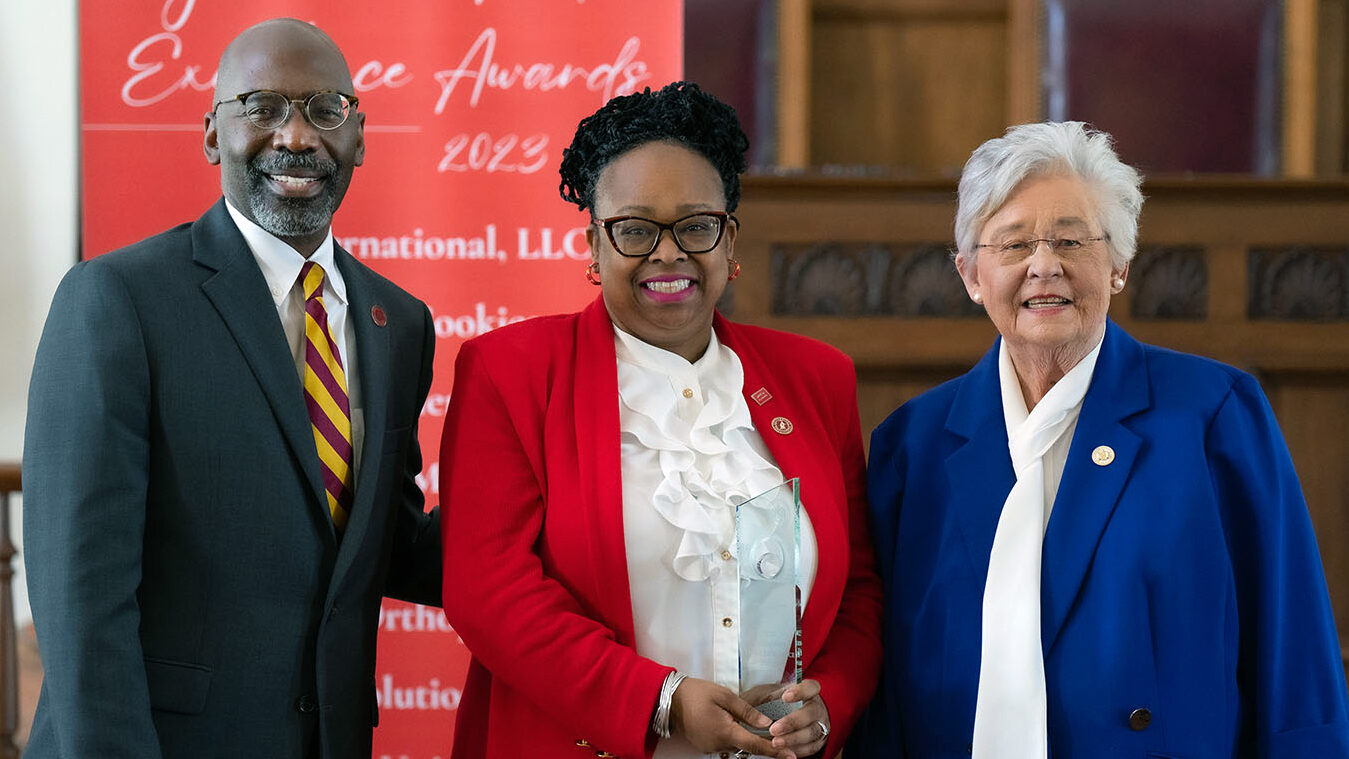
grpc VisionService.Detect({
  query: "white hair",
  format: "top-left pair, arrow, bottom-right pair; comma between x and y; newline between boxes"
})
953,122 -> 1144,269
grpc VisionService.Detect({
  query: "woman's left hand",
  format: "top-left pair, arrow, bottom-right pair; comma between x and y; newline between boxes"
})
766,679 -> 830,757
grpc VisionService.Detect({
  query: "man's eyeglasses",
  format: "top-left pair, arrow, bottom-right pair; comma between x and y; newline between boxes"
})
593,211 -> 738,258
975,236 -> 1107,262
212,90 -> 359,131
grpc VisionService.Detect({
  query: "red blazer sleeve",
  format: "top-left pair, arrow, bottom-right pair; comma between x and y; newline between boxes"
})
440,338 -> 670,758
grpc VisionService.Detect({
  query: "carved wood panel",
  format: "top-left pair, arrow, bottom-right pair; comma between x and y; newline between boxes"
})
1249,246 -> 1349,320
1130,245 -> 1209,320
771,242 -> 982,317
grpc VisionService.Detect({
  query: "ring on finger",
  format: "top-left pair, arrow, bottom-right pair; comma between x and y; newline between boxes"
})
816,720 -> 830,740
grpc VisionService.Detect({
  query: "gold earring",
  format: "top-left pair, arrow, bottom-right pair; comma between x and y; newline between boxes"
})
585,262 -> 601,286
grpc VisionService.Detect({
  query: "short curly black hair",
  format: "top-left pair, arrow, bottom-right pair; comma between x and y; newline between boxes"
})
558,81 -> 750,213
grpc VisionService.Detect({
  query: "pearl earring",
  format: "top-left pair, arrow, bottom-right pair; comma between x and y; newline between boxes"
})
1112,276 -> 1124,290
972,292 -> 983,304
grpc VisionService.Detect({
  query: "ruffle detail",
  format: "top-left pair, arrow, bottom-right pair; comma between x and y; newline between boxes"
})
615,330 -> 785,581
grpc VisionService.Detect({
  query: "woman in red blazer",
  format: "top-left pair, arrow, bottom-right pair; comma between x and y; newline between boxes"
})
439,83 -> 881,759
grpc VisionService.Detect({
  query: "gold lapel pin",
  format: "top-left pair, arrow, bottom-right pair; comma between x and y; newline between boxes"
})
1091,445 -> 1115,466
771,416 -> 793,435
751,387 -> 773,406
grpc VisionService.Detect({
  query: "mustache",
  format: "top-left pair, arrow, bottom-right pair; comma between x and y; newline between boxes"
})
249,151 -> 337,179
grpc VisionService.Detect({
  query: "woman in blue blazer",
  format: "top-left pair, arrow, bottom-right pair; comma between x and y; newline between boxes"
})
853,122 -> 1349,758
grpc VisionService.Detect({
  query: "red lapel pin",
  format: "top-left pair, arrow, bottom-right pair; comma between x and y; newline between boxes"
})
371,305 -> 387,327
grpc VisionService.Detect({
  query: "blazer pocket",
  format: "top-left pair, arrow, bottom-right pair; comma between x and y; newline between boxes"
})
144,656 -> 213,715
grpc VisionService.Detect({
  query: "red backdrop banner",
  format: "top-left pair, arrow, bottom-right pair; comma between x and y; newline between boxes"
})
78,2 -> 683,755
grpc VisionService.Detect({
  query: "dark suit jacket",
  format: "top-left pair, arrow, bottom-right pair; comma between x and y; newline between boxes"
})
439,296 -> 883,758
23,199 -> 442,759
852,321 -> 1349,758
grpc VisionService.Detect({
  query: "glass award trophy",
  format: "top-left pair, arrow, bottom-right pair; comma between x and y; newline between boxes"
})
734,478 -> 803,735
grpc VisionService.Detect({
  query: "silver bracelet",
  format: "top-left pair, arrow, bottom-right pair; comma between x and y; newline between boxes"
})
651,671 -> 688,739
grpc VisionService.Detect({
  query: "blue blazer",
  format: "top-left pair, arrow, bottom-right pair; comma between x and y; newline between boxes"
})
852,321 -> 1349,758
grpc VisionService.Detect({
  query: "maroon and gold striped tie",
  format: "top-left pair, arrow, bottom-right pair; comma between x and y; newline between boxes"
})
300,262 -> 353,531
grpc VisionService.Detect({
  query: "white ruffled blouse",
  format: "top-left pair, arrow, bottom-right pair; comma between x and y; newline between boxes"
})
613,327 -> 818,759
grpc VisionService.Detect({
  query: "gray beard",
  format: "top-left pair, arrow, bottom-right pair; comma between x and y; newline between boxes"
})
245,151 -> 340,238
248,191 -> 336,238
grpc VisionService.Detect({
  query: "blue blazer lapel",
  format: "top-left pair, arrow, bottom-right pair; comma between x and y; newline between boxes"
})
193,201 -> 331,535
1040,321 -> 1149,654
944,340 -> 1016,578
328,247 -> 388,581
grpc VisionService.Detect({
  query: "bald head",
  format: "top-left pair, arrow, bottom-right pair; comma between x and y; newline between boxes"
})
205,18 -> 364,256
215,19 -> 354,103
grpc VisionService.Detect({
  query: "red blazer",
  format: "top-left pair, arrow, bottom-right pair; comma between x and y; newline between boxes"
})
440,296 -> 882,759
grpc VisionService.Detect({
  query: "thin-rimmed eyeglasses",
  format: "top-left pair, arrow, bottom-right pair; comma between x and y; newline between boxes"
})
212,89 -> 359,131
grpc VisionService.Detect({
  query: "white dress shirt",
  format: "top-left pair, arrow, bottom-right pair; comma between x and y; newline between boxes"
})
225,200 -> 365,476
613,327 -> 818,759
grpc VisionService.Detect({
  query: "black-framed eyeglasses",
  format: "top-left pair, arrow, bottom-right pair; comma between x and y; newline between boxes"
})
593,211 -> 738,257
975,236 -> 1107,262
212,89 -> 359,131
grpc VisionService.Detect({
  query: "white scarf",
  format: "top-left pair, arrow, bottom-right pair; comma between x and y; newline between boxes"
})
972,338 -> 1101,759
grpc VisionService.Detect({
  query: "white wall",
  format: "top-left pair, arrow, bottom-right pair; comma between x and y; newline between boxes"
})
0,0 -> 80,626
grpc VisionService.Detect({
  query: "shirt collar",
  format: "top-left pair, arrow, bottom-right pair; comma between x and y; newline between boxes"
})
613,326 -> 725,383
224,199 -> 345,308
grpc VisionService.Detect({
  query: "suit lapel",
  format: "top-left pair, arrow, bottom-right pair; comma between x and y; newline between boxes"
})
714,316 -> 845,662
327,248 -> 389,587
573,297 -> 638,646
944,342 -> 1017,578
1040,322 -> 1149,654
193,201 -> 331,535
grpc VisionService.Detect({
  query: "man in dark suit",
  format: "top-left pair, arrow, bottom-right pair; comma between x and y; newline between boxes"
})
23,18 -> 441,759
